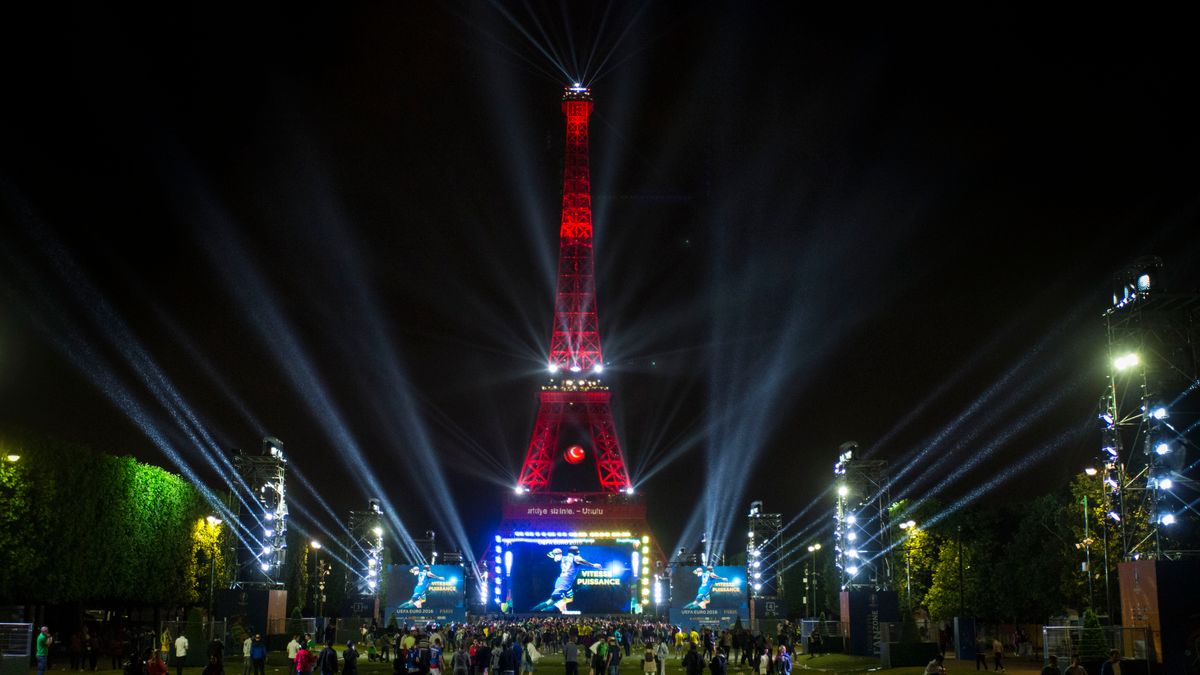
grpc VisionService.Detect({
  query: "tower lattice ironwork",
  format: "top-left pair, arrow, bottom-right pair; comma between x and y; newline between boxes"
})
517,86 -> 631,494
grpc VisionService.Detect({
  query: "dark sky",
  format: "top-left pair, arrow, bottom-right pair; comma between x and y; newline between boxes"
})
2,4 -> 1198,563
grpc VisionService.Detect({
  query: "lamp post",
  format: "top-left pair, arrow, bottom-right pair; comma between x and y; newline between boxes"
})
205,516 -> 222,639
806,543 -> 821,617
898,520 -> 917,615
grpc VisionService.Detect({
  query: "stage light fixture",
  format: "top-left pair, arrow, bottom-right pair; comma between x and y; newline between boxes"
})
569,365 -> 582,373
837,485 -> 849,497
593,364 -> 603,374
548,364 -> 560,374
1151,407 -> 1168,420
753,583 -> 762,591
1107,511 -> 1121,521
1159,478 -> 1173,490
847,566 -> 859,576
846,515 -> 856,525
847,532 -> 857,541
1104,446 -> 1118,457
264,529 -> 273,537
625,486 -> 634,495
1084,467 -> 1098,476
260,563 -> 270,571
1113,353 -> 1139,371
1160,513 -> 1176,526
206,515 -> 223,526
1155,442 -> 1171,455
373,526 -> 383,536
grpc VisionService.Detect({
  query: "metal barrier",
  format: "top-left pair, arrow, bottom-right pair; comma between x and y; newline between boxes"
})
0,623 -> 32,675
159,621 -> 227,667
1042,625 -> 1154,664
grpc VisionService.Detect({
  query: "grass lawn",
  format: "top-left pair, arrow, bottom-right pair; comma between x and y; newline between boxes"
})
33,650 -> 928,675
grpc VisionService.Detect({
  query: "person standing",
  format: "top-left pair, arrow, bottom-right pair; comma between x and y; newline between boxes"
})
709,648 -> 727,675
37,626 -> 53,675
318,642 -> 339,675
641,642 -> 656,675
148,650 -> 169,675
563,636 -> 578,675
295,642 -> 312,675
250,635 -> 267,675
1063,656 -> 1087,675
288,636 -> 301,672
682,644 -> 704,675
775,647 -> 790,675
343,643 -> 359,675
174,633 -> 189,675
654,638 -> 668,675
756,645 -> 773,675
603,639 -> 620,675
243,635 -> 254,675
1098,650 -> 1121,675
1040,655 -> 1061,675
497,640 -> 518,675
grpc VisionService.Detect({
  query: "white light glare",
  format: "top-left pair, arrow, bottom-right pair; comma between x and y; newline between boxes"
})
548,363 -> 559,374
593,364 -> 604,374
1113,353 -> 1139,371
1160,513 -> 1176,526
625,486 -> 634,495
837,485 -> 849,497
1084,467 -> 1098,476
260,563 -> 270,571
845,515 -> 856,525
846,566 -> 859,576
847,532 -> 857,541
373,526 -> 383,536
569,365 -> 582,373
1155,443 -> 1171,456
1158,478 -> 1173,490
514,485 -> 526,494
1151,407 -> 1168,420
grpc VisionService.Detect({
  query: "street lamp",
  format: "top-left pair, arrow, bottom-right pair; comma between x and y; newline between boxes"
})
4,454 -> 19,462
204,516 -> 223,634
806,543 -> 821,617
898,521 -> 917,615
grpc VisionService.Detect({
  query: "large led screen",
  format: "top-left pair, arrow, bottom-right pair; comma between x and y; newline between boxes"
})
669,565 -> 747,629
508,541 -> 633,615
383,564 -> 465,623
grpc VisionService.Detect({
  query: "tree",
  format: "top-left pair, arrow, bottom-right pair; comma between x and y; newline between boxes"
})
1078,608 -> 1107,660
999,493 -> 1077,622
924,531 -> 982,620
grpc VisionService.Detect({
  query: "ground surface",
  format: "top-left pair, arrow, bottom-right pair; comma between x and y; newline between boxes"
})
29,651 -> 1049,675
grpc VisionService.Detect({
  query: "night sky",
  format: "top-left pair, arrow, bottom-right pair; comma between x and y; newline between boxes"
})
2,4 -> 1198,562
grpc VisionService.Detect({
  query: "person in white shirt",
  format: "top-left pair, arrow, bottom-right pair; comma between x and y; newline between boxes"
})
288,636 -> 302,672
243,636 -> 254,675
174,636 -> 189,675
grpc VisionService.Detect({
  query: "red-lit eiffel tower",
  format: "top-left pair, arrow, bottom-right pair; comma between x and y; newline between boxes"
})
516,85 -> 631,495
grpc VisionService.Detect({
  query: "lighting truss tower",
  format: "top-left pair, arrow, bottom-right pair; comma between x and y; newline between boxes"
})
232,437 -> 288,587
747,501 -> 784,599
833,442 -> 891,591
1101,256 -> 1200,560
346,499 -> 384,596
516,85 -> 632,494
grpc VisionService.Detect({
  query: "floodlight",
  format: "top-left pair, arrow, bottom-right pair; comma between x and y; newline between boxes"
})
1155,442 -> 1171,456
593,364 -> 604,374
373,526 -> 383,536
1160,513 -> 1176,526
311,540 -> 322,549
845,515 -> 856,525
1151,407 -> 1168,420
847,532 -> 857,541
1084,467 -> 1098,476
260,563 -> 270,571
837,485 -> 849,497
847,566 -> 859,576
625,486 -> 635,495
1113,353 -> 1139,371
206,515 -> 223,526
548,364 -> 559,374
1158,478 -> 1173,490
5,454 -> 20,462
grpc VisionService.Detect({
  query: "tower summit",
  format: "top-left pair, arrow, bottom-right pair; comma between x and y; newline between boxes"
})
550,85 -> 601,373
516,86 -> 631,494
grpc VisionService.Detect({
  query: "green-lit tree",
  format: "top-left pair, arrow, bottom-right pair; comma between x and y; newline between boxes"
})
1078,608 -> 1108,660
924,532 -> 982,620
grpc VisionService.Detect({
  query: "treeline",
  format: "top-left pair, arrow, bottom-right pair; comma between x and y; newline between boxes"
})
0,429 -> 226,605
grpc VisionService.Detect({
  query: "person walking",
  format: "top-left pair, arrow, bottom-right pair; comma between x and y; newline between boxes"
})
775,647 -> 790,675
991,638 -> 1004,672
250,635 -> 267,675
654,638 -> 668,675
37,627 -> 53,675
174,633 -> 189,675
604,638 -> 620,675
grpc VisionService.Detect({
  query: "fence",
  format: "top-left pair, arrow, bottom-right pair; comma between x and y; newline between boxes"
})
0,623 -> 32,675
266,618 -> 316,639
159,621 -> 227,667
1042,625 -> 1154,664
